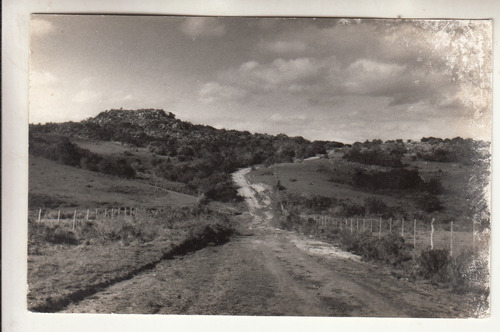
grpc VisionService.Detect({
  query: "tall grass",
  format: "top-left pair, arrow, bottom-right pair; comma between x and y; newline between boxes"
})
29,206 -> 234,248
280,213 -> 489,297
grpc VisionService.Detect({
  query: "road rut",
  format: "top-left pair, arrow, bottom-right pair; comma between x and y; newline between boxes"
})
63,168 -> 467,316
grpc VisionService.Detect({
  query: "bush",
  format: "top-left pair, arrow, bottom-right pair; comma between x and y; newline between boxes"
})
98,158 -> 136,179
414,193 -> 443,212
353,169 -> 424,191
447,250 -> 489,294
339,202 -> 365,217
28,193 -> 67,209
49,227 -> 79,245
343,147 -> 403,168
364,197 -> 392,218
362,234 -> 412,266
418,249 -> 450,280
424,178 -> 444,195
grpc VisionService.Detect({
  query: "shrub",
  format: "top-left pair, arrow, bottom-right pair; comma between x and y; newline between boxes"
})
418,249 -> 450,280
414,193 -> 443,212
336,232 -> 412,267
339,202 -> 365,217
424,178 -> 444,194
447,250 -> 490,294
366,233 -> 412,266
28,193 -> 67,209
98,158 -> 136,179
353,169 -> 424,191
364,197 -> 392,218
343,147 -> 403,168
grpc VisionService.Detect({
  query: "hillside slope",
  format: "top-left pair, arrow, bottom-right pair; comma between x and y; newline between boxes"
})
29,155 -> 197,214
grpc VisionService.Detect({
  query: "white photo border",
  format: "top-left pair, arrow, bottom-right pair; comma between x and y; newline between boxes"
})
3,0 -> 499,331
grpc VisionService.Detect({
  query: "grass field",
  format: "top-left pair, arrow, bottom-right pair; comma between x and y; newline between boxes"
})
248,152 -> 480,227
29,156 -> 197,210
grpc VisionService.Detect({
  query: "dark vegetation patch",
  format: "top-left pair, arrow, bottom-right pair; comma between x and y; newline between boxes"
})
417,137 -> 488,165
29,134 -> 136,179
343,145 -> 404,168
28,193 -> 75,209
352,168 -> 424,192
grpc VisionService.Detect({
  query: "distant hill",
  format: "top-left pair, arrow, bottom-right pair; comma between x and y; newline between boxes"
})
29,109 -> 341,203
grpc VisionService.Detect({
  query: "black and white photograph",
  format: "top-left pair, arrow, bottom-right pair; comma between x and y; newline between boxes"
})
25,14 -> 492,318
4,1 -> 500,331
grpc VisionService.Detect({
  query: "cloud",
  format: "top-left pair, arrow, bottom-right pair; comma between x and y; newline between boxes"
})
269,113 -> 308,123
72,90 -> 101,103
199,82 -> 246,104
341,59 -> 407,95
31,17 -> 55,35
30,71 -> 58,87
180,17 -> 226,38
260,40 -> 308,54
220,57 -> 340,95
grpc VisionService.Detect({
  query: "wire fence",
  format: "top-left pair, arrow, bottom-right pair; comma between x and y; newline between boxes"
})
298,214 -> 484,255
29,207 -> 166,230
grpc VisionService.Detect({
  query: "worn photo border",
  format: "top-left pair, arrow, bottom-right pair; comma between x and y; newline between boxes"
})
3,0 -> 500,331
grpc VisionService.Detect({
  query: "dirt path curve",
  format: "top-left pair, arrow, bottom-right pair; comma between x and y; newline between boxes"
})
62,168 -> 466,317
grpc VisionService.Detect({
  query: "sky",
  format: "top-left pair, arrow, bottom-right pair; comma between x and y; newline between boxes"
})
29,15 -> 492,143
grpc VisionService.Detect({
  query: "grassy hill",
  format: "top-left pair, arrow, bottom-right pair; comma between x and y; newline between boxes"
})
29,155 -> 198,215
248,140 -> 490,230
29,109 -> 339,204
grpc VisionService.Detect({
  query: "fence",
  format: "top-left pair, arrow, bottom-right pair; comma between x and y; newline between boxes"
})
29,207 -> 163,230
298,214 -> 484,255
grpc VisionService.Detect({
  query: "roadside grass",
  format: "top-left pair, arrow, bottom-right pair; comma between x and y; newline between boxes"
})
27,206 -> 234,312
280,213 -> 489,310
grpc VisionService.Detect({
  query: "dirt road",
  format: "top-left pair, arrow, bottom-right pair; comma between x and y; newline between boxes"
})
63,168 -> 466,316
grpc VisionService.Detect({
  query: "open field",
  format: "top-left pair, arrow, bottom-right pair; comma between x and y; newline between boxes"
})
248,152 -> 480,227
249,158 -> 402,206
29,156 -> 197,210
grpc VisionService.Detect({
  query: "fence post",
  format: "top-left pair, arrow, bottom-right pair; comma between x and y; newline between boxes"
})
389,218 -> 392,233
356,218 -> 359,232
73,210 -> 77,230
363,218 -> 366,233
413,219 -> 416,249
430,218 -> 435,250
57,209 -> 60,222
350,219 -> 353,234
378,218 -> 382,239
401,218 -> 405,238
450,221 -> 454,257
86,209 -> 89,221
370,218 -> 373,234
38,209 -> 42,223
95,208 -> 98,219
472,220 -> 475,250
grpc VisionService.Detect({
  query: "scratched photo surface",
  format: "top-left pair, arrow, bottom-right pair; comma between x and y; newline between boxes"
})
28,16 -> 491,317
